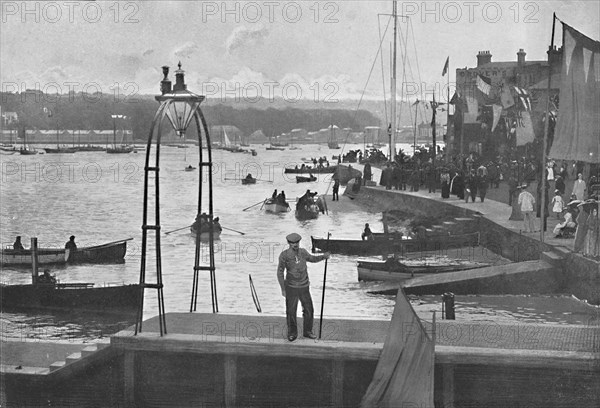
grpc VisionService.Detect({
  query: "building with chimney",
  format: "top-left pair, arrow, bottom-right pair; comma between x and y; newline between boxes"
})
450,47 -> 562,158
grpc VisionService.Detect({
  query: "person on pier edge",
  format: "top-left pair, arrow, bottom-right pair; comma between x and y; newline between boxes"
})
13,236 -> 24,250
65,235 -> 77,251
332,178 -> 340,201
518,184 -> 536,233
277,233 -> 330,342
361,223 -> 374,240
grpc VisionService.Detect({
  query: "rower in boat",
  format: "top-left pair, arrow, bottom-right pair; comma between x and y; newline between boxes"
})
13,236 -> 25,250
65,235 -> 77,251
361,223 -> 374,241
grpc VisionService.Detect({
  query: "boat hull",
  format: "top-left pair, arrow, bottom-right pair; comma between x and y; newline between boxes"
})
1,249 -> 68,266
264,200 -> 290,213
242,178 -> 257,185
1,240 -> 128,266
284,166 -> 337,174
296,176 -> 317,183
0,283 -> 140,313
357,258 -> 486,282
69,241 -> 128,264
295,206 -> 320,220
311,232 -> 480,256
190,226 -> 222,240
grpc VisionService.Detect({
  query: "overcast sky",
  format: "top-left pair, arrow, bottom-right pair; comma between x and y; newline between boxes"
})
1,1 -> 598,103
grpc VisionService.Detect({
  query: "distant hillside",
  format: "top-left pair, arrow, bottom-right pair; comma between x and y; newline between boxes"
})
0,92 -> 382,141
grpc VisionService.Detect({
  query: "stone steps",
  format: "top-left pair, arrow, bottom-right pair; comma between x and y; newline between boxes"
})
47,344 -> 109,376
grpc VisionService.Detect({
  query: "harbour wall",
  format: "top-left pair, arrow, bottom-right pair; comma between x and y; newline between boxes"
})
350,185 -> 600,304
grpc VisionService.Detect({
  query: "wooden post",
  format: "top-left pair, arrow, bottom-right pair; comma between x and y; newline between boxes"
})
224,355 -> 237,407
331,359 -> 344,406
442,364 -> 455,407
123,351 -> 136,405
31,237 -> 38,284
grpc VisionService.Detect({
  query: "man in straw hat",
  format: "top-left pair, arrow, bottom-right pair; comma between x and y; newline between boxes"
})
518,184 -> 536,233
277,232 -> 330,342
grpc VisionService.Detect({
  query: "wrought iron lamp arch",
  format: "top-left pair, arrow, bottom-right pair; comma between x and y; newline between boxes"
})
135,65 -> 218,337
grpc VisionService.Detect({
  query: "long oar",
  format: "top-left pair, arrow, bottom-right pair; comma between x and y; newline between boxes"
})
243,199 -> 265,211
249,274 -> 262,313
165,225 -> 192,235
222,226 -> 245,235
318,232 -> 331,339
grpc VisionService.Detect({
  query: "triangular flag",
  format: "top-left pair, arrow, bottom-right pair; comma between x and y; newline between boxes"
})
442,56 -> 449,76
491,104 -> 503,132
476,75 -> 491,96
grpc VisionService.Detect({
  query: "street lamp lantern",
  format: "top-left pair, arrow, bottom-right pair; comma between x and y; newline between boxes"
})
155,62 -> 204,138
135,62 -> 217,337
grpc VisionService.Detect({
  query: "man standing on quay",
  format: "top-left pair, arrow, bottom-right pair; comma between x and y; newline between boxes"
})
277,233 -> 330,342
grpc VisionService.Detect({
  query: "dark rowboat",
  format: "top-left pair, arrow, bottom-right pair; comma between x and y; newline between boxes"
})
0,282 -> 140,314
284,166 -> 337,174
311,232 -> 480,256
68,239 -> 130,264
357,257 -> 488,282
296,175 -> 317,183
242,177 -> 257,185
190,224 -> 222,240
1,239 -> 130,266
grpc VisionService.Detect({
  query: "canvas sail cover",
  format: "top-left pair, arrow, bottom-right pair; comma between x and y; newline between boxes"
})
361,290 -> 434,408
548,23 -> 600,163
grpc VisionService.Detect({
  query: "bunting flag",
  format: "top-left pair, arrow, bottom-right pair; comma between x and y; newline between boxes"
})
516,111 -> 535,145
500,84 -> 515,108
463,95 -> 479,123
476,75 -> 492,95
548,23 -> 600,163
442,56 -> 449,76
513,86 -> 532,111
491,104 -> 503,132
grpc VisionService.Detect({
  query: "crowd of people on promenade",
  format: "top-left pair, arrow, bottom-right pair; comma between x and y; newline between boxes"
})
368,148 -> 599,259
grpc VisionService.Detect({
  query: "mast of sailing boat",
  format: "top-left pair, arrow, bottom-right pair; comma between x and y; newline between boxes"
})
390,0 -> 397,162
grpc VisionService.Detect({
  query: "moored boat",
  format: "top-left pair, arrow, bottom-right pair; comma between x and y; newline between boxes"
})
311,232 -> 480,256
106,145 -> 134,154
356,256 -> 488,282
296,175 -> 317,183
0,282 -> 140,313
241,177 -> 257,185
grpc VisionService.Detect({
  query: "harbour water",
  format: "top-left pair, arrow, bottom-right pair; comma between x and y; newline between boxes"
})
1,143 -> 597,342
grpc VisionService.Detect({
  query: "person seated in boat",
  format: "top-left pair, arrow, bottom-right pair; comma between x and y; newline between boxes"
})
272,189 -> 278,200
38,269 -> 56,284
65,235 -> 77,251
245,173 -> 254,181
361,223 -> 374,241
213,217 -> 223,233
13,236 -> 25,251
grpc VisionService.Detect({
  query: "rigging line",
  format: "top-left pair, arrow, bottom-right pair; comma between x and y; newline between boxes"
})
409,18 -> 429,122
378,13 -> 391,126
397,16 -> 411,133
321,13 -> 393,198
399,19 -> 426,128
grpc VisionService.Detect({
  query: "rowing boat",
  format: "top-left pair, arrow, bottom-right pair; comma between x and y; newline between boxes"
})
284,166 -> 337,174
296,175 -> 317,183
311,232 -> 480,256
1,239 -> 130,266
1,282 -> 140,313
357,256 -> 488,282
264,198 -> 291,213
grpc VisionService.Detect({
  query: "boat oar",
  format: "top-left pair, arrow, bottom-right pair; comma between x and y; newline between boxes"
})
165,225 -> 192,235
318,232 -> 331,340
243,200 -> 265,211
249,274 -> 262,313
222,226 -> 245,235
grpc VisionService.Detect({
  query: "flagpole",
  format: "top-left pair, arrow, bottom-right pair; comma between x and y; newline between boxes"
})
540,12 -> 557,243
390,0 -> 397,162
